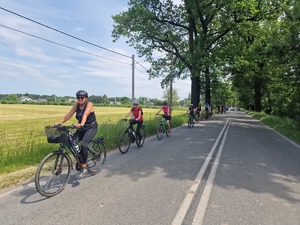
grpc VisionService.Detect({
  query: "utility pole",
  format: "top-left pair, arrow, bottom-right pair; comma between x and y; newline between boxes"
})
131,54 -> 135,102
170,76 -> 173,110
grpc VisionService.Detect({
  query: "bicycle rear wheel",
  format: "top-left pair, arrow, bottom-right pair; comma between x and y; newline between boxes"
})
157,124 -> 164,140
119,131 -> 131,154
87,139 -> 106,175
166,124 -> 170,137
136,126 -> 145,147
35,151 -> 71,198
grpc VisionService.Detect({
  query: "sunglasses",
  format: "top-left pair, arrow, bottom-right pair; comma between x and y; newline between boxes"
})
77,96 -> 85,100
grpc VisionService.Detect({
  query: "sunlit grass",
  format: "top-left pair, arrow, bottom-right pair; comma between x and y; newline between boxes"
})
247,111 -> 300,144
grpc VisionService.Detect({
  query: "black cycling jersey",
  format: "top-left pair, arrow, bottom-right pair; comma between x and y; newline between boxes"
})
75,102 -> 96,124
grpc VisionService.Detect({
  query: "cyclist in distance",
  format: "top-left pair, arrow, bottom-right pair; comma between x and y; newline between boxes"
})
187,103 -> 196,121
156,101 -> 172,133
205,102 -> 210,119
54,90 -> 98,176
195,103 -> 202,121
122,101 -> 144,140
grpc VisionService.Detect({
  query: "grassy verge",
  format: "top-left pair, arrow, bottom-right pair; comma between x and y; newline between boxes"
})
247,111 -> 300,144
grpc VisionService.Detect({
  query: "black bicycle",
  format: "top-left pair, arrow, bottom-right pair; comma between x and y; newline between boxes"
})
187,113 -> 195,128
35,125 -> 106,198
118,119 -> 145,154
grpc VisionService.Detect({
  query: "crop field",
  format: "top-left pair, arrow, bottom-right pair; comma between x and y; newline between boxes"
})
0,104 -> 187,179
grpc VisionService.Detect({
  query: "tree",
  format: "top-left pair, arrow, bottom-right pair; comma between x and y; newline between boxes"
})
112,0 -> 233,106
6,94 -> 18,102
162,87 -> 179,106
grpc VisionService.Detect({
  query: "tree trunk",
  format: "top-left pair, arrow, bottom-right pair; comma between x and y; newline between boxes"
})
253,76 -> 262,112
204,67 -> 211,104
191,76 -> 200,107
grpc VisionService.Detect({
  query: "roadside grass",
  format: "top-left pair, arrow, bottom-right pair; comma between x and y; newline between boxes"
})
0,104 -> 187,189
247,111 -> 300,144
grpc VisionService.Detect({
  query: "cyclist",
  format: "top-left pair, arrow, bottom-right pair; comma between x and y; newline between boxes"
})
195,103 -> 202,121
122,101 -> 144,140
54,90 -> 98,176
205,102 -> 210,120
156,101 -> 171,133
187,103 -> 195,124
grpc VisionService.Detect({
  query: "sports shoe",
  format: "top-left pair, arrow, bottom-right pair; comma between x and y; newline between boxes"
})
79,168 -> 88,178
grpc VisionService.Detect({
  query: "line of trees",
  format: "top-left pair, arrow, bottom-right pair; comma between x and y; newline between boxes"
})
112,0 -> 300,123
0,92 -> 182,106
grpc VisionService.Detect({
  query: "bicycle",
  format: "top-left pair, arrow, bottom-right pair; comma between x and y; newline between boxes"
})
35,125 -> 106,198
195,111 -> 201,123
187,113 -> 195,128
156,114 -> 170,140
118,119 -> 145,154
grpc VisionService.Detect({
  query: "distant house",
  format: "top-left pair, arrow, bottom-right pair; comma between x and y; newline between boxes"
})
109,101 -> 121,105
67,98 -> 77,103
19,96 -> 33,102
38,99 -> 48,102
147,102 -> 155,106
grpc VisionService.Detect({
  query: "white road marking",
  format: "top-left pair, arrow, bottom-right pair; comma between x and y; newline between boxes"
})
192,120 -> 231,225
171,117 -> 231,225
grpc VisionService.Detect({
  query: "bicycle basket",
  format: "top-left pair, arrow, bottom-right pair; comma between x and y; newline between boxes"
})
45,126 -> 68,143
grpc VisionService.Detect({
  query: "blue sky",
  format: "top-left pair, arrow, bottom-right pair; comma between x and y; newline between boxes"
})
0,0 -> 190,100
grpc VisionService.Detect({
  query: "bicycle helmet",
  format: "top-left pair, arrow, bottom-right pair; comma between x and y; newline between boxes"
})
76,90 -> 88,97
163,102 -> 168,105
132,100 -> 139,105
189,104 -> 193,107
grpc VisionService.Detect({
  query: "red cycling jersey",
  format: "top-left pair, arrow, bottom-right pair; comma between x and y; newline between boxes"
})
131,107 -> 143,120
161,105 -> 171,116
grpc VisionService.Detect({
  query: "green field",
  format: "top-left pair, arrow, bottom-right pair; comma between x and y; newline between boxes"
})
0,104 -> 187,188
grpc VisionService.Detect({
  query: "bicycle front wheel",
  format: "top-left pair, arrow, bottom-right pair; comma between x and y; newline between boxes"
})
35,151 -> 71,198
136,127 -> 145,147
87,140 -> 106,175
188,118 -> 192,128
119,131 -> 131,154
157,124 -> 164,140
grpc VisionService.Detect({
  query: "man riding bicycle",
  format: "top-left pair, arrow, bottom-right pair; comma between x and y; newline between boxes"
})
156,101 -> 171,133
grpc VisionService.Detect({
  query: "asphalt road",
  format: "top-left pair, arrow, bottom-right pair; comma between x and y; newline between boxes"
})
0,112 -> 299,225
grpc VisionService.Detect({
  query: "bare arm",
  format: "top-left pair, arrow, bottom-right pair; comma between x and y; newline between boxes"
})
123,110 -> 132,119
54,103 -> 77,125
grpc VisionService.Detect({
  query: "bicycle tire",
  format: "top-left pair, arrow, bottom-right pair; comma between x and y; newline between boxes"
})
157,124 -> 164,140
166,124 -> 170,137
136,126 -> 145,147
119,131 -> 131,154
87,139 -> 106,175
188,118 -> 192,128
35,151 -> 71,198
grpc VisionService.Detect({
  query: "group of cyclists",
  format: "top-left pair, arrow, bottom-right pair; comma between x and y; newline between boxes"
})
55,89 -> 225,176
186,102 -> 213,121
55,90 -> 172,176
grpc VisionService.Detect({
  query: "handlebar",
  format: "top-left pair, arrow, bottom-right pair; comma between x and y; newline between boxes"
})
48,124 -> 76,130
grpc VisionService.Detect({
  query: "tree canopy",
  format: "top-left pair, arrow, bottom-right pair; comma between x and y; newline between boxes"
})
112,0 -> 299,124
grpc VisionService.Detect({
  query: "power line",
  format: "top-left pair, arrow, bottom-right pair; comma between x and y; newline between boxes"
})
0,24 -> 130,65
0,6 -> 132,59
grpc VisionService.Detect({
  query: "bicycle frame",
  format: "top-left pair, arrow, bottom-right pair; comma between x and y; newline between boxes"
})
160,116 -> 168,133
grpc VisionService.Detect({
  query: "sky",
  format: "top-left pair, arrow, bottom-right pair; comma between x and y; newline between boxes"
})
0,0 -> 191,100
